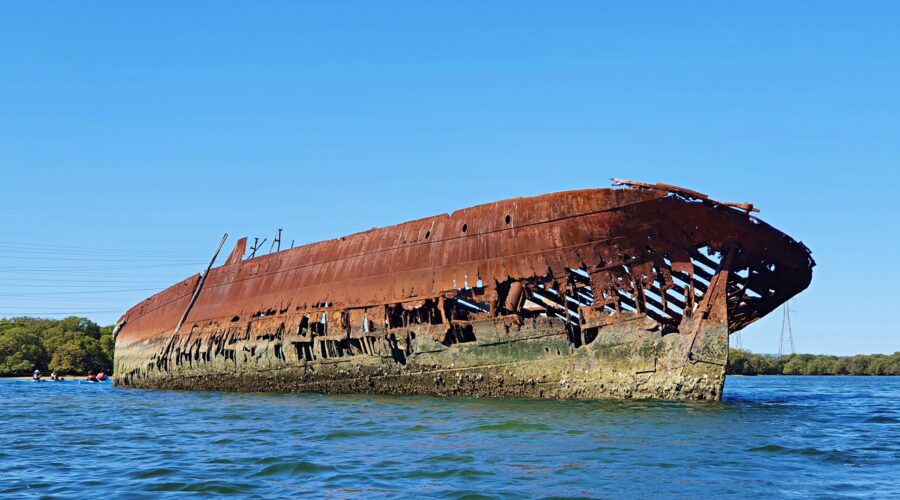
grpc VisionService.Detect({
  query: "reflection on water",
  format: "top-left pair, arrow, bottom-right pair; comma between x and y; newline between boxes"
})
1,376 -> 898,498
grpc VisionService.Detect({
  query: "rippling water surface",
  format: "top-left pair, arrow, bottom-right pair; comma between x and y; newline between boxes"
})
1,376 -> 897,498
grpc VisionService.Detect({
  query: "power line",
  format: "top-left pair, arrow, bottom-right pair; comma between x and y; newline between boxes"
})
2,302 -> 134,306
0,270 -> 186,276
0,306 -> 127,311
0,287 -> 162,295
0,240 -> 206,251
0,277 -> 176,283
0,306 -> 126,310
0,273 -> 191,280
0,309 -> 123,314
0,295 -> 141,300
1,263 -> 203,271
0,247 -> 207,259
0,237 -> 214,251
0,254 -> 201,262
0,283 -> 172,292
0,266 -> 195,280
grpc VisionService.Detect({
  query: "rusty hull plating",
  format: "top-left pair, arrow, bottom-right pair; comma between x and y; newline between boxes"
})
113,180 -> 814,400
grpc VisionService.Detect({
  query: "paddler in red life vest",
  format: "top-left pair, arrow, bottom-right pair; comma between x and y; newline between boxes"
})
86,371 -> 98,382
97,370 -> 108,382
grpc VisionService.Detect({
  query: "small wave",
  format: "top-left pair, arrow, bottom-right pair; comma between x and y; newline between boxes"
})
67,439 -> 101,446
406,467 -> 491,480
145,482 -> 192,492
465,421 -> 553,432
748,445 -> 828,456
865,416 -> 898,424
147,481 -> 257,494
749,444 -> 827,455
506,463 -> 551,470
749,444 -> 788,453
433,488 -> 499,500
204,457 -> 236,465
319,429 -> 374,440
130,467 -> 178,479
748,444 -> 858,464
418,453 -> 475,465
251,461 -> 334,477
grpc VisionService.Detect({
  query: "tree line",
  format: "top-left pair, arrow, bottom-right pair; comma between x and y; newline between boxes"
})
0,316 -> 114,375
728,349 -> 900,376
1,316 -> 898,377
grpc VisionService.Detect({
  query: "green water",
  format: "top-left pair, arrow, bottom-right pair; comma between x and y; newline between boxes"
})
1,376 -> 897,497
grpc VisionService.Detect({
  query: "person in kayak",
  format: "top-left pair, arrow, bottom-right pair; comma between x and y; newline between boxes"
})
32,369 -> 42,381
97,370 -> 108,382
86,371 -> 98,382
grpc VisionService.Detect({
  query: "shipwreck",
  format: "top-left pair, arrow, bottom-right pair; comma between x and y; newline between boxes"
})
113,180 -> 814,400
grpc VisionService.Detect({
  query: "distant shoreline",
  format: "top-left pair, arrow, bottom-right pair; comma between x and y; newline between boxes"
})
0,317 -> 114,378
727,349 -> 900,376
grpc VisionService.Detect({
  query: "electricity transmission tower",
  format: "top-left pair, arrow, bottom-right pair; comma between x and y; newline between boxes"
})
733,331 -> 743,350
778,301 -> 795,356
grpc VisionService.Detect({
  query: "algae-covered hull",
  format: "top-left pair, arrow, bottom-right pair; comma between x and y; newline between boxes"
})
114,180 -> 814,400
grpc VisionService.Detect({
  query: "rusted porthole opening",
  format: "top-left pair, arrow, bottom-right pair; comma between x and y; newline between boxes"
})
462,223 -> 468,233
425,230 -> 431,239
505,214 -> 511,224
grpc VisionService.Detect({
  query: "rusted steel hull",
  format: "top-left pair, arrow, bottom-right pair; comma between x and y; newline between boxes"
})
114,182 -> 814,400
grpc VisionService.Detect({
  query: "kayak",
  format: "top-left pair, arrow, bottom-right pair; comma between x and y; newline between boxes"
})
16,378 -> 112,384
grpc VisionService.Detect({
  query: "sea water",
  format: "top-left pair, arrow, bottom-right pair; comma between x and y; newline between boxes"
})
0,376 -> 897,498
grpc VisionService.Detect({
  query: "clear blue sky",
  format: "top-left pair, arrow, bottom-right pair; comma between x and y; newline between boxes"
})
1,1 -> 897,355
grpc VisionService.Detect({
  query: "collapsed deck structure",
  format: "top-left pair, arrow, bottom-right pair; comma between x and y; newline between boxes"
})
113,180 -> 813,400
